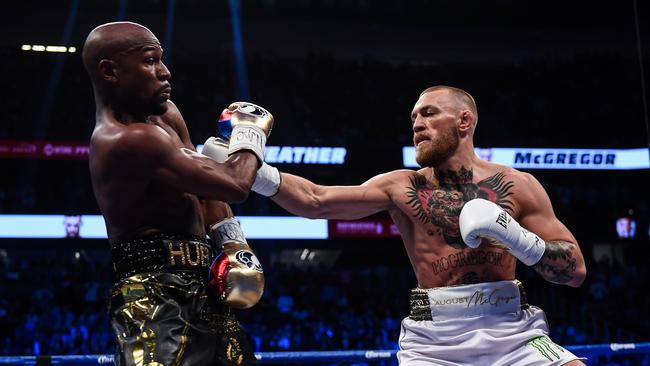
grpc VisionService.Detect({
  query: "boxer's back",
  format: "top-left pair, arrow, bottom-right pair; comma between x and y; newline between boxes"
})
89,117 -> 204,244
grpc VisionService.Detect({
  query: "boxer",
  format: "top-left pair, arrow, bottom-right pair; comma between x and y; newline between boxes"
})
83,22 -> 269,365
222,86 -> 587,365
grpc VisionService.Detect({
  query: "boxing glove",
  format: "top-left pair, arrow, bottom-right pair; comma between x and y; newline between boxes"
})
203,108 -> 281,197
208,218 -> 264,308
221,102 -> 274,164
459,198 -> 545,266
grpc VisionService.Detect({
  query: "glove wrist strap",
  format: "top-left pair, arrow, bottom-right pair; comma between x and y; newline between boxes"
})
210,218 -> 247,249
253,163 -> 281,197
228,125 -> 266,163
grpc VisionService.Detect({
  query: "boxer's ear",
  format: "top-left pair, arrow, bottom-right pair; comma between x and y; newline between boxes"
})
458,110 -> 474,133
98,59 -> 118,82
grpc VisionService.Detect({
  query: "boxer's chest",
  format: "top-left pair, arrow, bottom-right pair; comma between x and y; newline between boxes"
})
397,168 -> 516,249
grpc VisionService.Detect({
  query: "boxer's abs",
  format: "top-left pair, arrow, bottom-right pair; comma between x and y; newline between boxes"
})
389,168 -> 518,288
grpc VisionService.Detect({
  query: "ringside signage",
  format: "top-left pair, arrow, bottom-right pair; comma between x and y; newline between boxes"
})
0,140 -> 90,160
403,147 -> 650,170
0,215 -> 328,239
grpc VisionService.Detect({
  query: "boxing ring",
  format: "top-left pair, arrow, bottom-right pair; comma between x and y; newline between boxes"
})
1,343 -> 648,365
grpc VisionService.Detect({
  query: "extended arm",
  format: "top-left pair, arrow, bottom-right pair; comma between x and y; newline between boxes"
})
271,172 -> 395,220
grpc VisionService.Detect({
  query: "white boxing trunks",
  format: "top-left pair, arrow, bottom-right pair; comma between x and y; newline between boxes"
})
397,280 -> 584,366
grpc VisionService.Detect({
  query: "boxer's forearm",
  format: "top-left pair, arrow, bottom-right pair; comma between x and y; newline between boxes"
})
532,240 -> 586,287
272,173 -> 325,219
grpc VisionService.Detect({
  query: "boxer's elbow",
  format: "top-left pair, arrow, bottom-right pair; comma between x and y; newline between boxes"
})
293,195 -> 322,219
226,179 -> 252,203
568,266 -> 587,288
202,177 -> 251,203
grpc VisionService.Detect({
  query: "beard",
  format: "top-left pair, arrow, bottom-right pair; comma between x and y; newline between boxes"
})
149,97 -> 169,115
415,127 -> 459,167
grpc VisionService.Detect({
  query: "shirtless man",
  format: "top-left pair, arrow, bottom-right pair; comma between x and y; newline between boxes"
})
222,85 -> 587,365
84,22 -> 271,365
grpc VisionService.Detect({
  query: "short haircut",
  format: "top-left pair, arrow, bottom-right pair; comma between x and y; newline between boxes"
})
420,85 -> 478,124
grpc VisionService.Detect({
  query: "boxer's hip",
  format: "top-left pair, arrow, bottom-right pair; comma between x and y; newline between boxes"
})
110,233 -> 214,282
408,279 -> 528,321
399,280 -> 583,365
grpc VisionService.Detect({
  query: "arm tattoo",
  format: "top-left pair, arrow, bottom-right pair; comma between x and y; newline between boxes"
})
532,241 -> 577,284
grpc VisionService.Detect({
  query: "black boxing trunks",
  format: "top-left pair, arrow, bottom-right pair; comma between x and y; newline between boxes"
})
109,234 -> 258,366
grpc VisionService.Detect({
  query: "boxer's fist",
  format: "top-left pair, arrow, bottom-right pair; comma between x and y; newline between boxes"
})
227,102 -> 274,137
208,218 -> 264,308
220,102 -> 274,164
202,136 -> 229,163
459,198 -> 545,266
202,136 -> 281,196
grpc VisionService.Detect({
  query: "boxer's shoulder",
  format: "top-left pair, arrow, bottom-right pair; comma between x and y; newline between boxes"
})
371,169 -> 423,186
95,123 -> 174,164
480,163 -> 547,215
479,161 -> 529,183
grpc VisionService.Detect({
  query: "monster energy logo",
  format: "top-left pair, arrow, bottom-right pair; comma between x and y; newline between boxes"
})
527,336 -> 565,361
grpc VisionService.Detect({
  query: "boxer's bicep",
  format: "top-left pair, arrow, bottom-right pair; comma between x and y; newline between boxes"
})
119,126 -> 256,202
517,173 -> 586,286
155,147 -> 256,202
517,173 -> 575,243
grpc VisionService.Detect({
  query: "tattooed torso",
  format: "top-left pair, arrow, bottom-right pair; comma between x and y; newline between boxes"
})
390,165 -> 519,288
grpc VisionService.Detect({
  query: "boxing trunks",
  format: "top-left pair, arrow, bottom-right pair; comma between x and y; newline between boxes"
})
109,233 -> 258,366
398,280 -> 584,366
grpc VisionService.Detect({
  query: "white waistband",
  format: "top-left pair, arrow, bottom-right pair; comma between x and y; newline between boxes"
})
412,280 -> 523,321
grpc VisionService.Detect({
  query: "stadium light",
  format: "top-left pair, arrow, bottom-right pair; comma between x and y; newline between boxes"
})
20,44 -> 76,53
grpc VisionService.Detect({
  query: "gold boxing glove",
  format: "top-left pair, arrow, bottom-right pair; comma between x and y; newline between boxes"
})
225,102 -> 274,165
208,217 -> 264,309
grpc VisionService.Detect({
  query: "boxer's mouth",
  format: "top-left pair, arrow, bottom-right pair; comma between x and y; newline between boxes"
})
414,135 -> 429,146
159,85 -> 172,99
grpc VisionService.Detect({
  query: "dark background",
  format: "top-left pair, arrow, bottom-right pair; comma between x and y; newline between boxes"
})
1,1 -> 649,364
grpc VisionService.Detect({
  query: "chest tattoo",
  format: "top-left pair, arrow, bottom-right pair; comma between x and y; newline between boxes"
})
405,167 -> 514,249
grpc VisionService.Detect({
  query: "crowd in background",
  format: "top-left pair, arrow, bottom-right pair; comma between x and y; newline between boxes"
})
0,244 -> 648,366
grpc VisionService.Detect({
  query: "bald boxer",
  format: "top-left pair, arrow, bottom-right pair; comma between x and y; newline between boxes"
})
232,86 -> 587,365
84,22 -> 269,365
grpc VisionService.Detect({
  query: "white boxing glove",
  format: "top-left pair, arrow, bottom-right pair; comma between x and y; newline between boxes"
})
202,136 -> 281,197
459,198 -> 545,266
202,136 -> 229,163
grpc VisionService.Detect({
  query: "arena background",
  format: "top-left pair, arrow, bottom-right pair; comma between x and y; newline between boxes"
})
1,0 -> 650,365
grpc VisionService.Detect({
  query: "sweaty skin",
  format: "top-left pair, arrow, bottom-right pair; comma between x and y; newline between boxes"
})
86,22 -> 258,244
270,87 -> 586,289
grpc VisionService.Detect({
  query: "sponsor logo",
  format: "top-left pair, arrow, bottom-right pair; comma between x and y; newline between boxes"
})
239,103 -> 267,117
528,336 -> 564,361
233,127 -> 264,149
496,210 -> 508,229
235,250 -> 263,272
97,355 -> 115,364
365,351 -> 392,359
430,288 -> 517,308
610,343 -> 636,351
